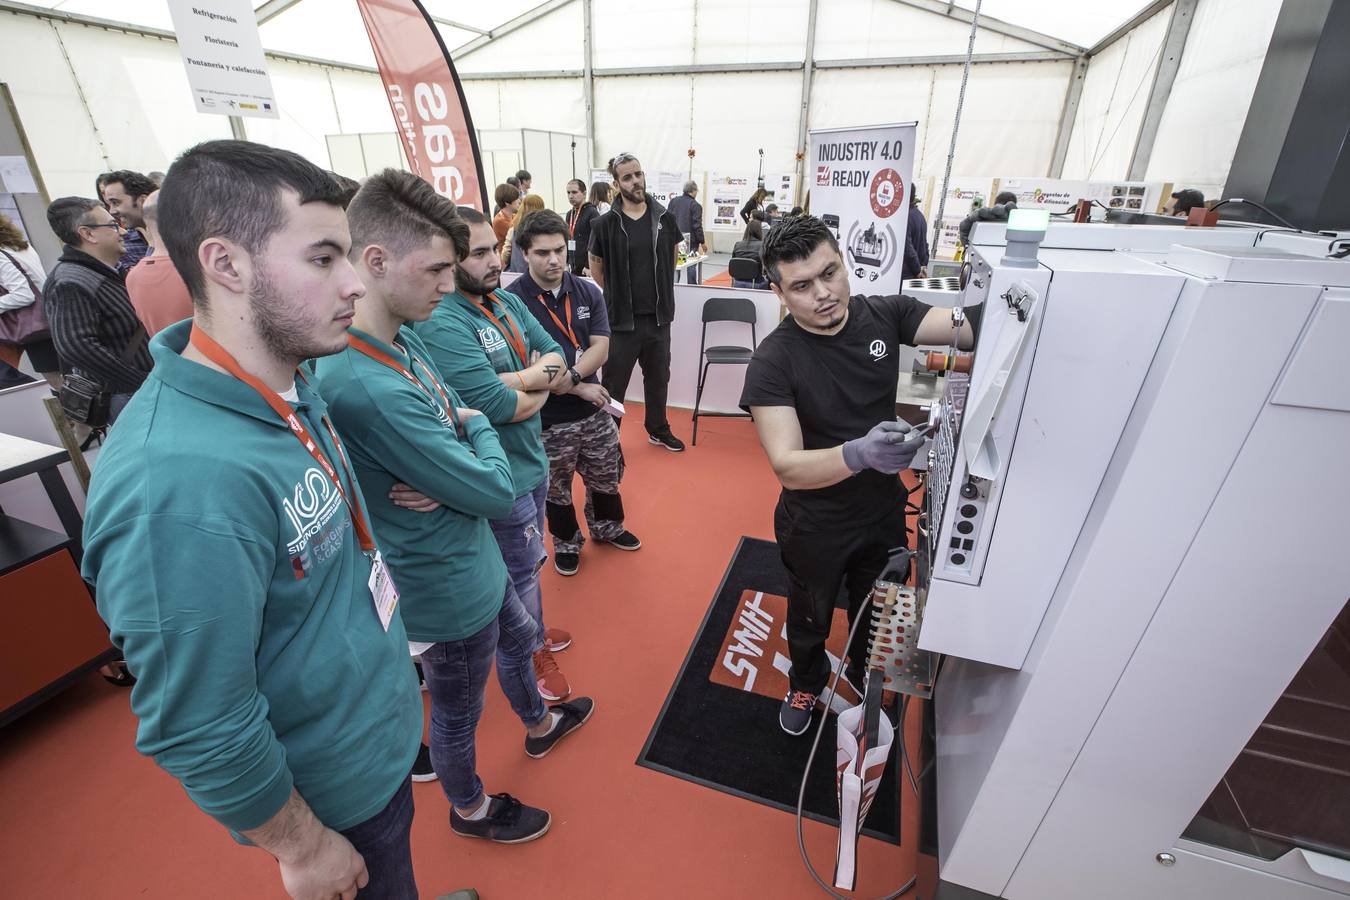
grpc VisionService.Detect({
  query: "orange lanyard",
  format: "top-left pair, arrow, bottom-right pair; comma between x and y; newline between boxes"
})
188,325 -> 375,553
346,334 -> 461,429
539,290 -> 580,350
567,210 -> 578,238
479,292 -> 527,367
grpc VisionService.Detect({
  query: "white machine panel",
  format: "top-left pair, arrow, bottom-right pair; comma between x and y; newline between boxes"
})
970,220 -> 1262,253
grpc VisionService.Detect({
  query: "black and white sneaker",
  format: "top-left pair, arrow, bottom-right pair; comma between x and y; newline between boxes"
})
779,689 -> 819,736
525,698 -> 595,759
450,793 -> 551,844
603,531 -> 641,551
648,430 -> 686,452
411,743 -> 438,782
554,551 -> 580,575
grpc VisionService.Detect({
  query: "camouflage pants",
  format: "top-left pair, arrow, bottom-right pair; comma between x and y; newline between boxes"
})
543,411 -> 626,554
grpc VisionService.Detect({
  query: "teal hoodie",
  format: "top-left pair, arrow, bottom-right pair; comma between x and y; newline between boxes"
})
81,320 -> 422,835
413,288 -> 564,498
313,326 -> 514,642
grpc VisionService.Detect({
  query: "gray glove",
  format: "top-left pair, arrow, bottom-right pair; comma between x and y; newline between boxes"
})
842,420 -> 922,475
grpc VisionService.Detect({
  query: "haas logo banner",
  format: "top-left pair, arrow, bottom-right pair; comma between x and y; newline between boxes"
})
710,591 -> 862,712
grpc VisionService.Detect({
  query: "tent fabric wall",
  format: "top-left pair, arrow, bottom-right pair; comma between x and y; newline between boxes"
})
1143,0 -> 1283,198
814,0 -> 1046,59
1059,5 -> 1169,181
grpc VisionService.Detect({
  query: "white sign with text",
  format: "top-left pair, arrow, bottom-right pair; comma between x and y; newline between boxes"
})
168,0 -> 279,119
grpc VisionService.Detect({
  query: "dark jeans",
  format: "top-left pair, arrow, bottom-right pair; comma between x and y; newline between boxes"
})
774,501 -> 908,695
419,582 -> 548,809
339,777 -> 417,900
602,313 -> 671,436
488,480 -> 549,638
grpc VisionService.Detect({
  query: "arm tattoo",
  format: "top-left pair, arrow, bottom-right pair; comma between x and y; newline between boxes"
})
543,364 -> 561,382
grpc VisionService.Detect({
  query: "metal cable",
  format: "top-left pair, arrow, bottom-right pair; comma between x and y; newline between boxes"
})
930,0 -> 983,260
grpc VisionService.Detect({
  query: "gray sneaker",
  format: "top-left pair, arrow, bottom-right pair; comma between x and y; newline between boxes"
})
450,793 -> 551,844
779,688 -> 819,736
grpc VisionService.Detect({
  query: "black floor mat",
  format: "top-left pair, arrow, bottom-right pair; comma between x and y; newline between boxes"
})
637,536 -> 901,844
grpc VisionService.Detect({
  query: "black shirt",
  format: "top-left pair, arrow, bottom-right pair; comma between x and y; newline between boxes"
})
739,293 -> 931,532
514,271 -> 612,429
624,206 -> 658,315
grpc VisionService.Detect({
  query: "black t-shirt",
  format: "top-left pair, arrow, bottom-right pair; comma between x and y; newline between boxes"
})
623,207 -> 658,315
739,293 -> 932,532
514,271 -> 612,429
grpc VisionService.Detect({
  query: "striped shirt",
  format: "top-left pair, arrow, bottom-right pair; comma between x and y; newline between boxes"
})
44,246 -> 152,393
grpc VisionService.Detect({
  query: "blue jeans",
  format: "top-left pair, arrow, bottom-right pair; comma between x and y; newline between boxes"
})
489,480 -> 549,641
339,777 -> 417,900
419,582 -> 548,808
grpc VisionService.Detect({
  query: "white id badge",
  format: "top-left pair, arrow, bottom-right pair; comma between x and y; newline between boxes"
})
368,551 -> 400,632
567,239 -> 576,252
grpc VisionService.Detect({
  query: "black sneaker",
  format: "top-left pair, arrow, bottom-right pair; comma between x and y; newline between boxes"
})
648,430 -> 686,452
603,531 -> 641,551
525,697 -> 595,759
450,793 -> 551,844
779,689 -> 819,736
554,551 -> 580,576
411,743 -> 438,782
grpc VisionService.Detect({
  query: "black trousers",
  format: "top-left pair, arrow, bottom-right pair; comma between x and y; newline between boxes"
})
775,500 -> 908,695
602,313 -> 671,436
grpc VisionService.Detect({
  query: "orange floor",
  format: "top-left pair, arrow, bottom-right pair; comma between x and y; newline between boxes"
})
0,406 -> 935,899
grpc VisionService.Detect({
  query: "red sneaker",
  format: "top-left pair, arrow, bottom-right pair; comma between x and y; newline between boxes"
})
544,627 -> 572,652
534,649 -> 571,701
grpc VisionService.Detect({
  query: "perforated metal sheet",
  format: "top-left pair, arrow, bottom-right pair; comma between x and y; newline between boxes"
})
866,581 -> 935,698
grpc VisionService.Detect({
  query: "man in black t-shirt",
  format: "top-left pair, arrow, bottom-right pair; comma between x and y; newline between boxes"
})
587,152 -> 685,452
740,214 -> 976,736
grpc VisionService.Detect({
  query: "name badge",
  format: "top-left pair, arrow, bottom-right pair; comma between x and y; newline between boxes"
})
567,240 -> 576,252
368,550 -> 400,632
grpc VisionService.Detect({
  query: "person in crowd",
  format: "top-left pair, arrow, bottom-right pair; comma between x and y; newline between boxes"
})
764,203 -> 781,226
564,179 -> 598,276
413,208 -> 577,702
125,191 -> 192,337
101,170 -> 157,274
502,194 -> 545,274
587,152 -> 685,452
667,179 -> 706,285
516,170 -> 533,196
739,186 -> 770,224
316,170 -> 593,847
0,211 -> 60,389
739,214 -> 978,735
731,217 -> 769,290
958,190 -> 1017,246
512,210 -> 640,576
493,184 -> 521,245
902,193 -> 930,281
148,171 -> 166,187
81,139 -> 428,900
94,173 -> 113,205
43,197 -> 151,423
1164,188 -> 1206,217
787,206 -> 804,217
589,181 -> 612,216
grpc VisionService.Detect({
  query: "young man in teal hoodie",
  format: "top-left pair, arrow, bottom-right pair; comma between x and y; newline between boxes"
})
315,170 -> 593,844
80,142 -> 428,899
413,208 -> 577,701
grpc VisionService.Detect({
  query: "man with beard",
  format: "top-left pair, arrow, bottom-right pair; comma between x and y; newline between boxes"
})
740,214 -> 979,736
587,152 -> 685,451
413,208 -> 577,702
81,141 -> 426,899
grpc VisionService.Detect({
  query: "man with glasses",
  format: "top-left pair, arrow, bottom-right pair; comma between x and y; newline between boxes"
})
44,196 -> 151,423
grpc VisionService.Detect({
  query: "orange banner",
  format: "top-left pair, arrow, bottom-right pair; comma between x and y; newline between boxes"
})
356,0 -> 487,210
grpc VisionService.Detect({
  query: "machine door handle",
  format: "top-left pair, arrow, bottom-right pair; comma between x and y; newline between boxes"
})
1293,848 -> 1350,884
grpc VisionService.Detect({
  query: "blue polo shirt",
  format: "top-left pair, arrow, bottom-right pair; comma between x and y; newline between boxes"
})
514,271 -> 612,428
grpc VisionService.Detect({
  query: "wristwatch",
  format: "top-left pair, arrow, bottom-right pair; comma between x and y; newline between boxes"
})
569,366 -> 583,386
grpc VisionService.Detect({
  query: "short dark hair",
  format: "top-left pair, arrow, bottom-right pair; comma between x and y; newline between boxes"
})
995,191 -> 1017,206
515,169 -> 532,182
158,140 -> 346,305
1171,188 -> 1205,213
46,196 -> 102,246
760,214 -> 840,286
766,203 -> 779,213
516,209 -> 568,252
327,171 -> 361,210
457,206 -> 490,228
104,169 -> 158,201
567,178 -> 587,193
494,183 -> 520,209
347,169 -> 470,262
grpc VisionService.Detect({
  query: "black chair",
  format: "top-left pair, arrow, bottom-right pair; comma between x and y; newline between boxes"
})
692,296 -> 758,445
727,256 -> 766,288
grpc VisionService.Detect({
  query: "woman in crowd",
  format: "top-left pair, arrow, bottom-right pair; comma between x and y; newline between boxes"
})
589,180 -> 612,216
0,211 -> 60,389
731,214 -> 770,290
739,186 -> 770,224
503,193 -> 546,272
